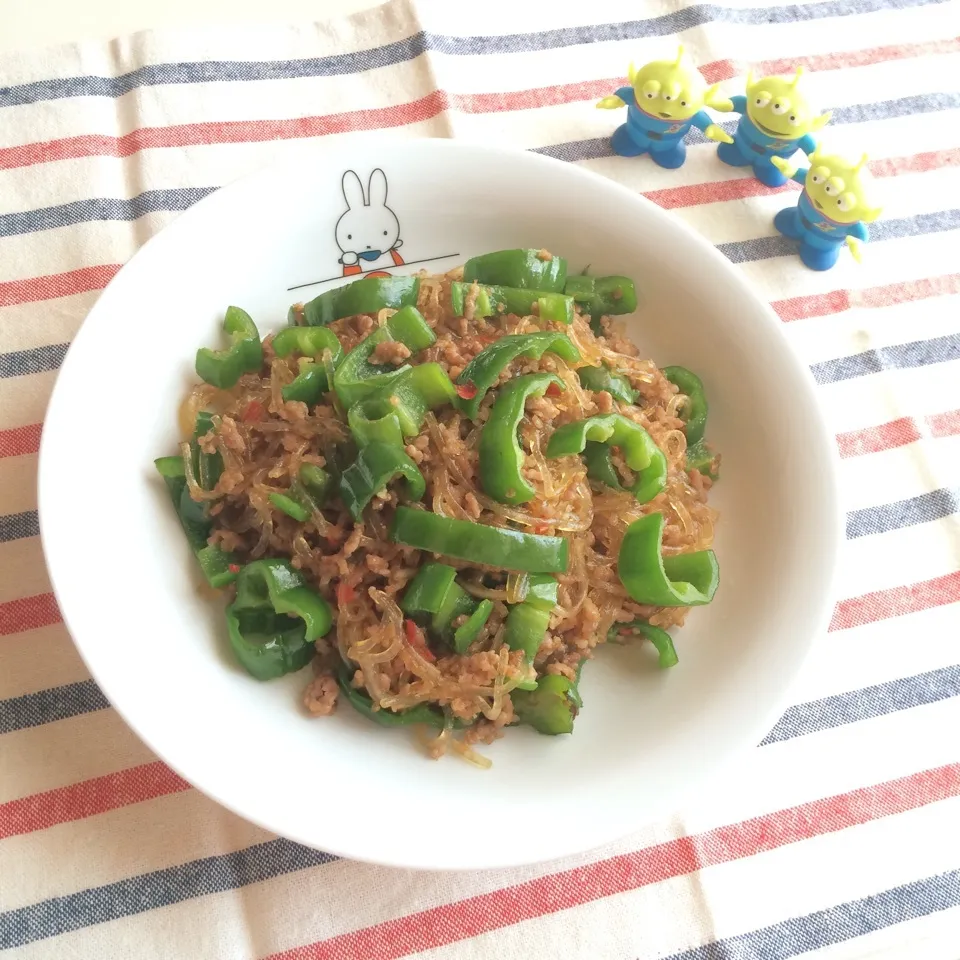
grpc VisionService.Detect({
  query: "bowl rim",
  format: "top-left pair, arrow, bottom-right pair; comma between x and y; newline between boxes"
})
38,137 -> 842,870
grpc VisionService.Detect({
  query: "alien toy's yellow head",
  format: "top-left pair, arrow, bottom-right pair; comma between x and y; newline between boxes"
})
745,67 -> 831,139
803,151 -> 883,224
630,46 -> 728,122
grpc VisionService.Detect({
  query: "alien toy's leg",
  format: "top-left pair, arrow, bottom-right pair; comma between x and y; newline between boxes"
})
649,140 -> 686,169
773,206 -> 803,240
798,240 -> 841,271
752,156 -> 789,188
716,138 -> 751,168
611,124 -> 650,158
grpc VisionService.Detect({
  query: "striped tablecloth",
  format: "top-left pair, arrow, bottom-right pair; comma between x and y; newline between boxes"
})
2,0 -> 959,955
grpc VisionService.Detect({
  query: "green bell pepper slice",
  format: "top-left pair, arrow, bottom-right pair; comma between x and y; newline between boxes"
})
273,326 -> 343,361
336,666 -> 450,729
525,573 -> 559,611
609,619 -> 679,669
333,305 -> 436,409
401,562 -> 476,645
462,248 -> 567,292
298,276 -> 420,327
512,674 -> 578,735
338,441 -> 426,520
195,306 -> 263,389
269,491 -> 310,522
662,366 -> 708,446
299,464 -> 334,505
454,332 -> 581,419
618,512 -> 719,606
154,455 -> 237,589
226,559 -> 332,681
347,397 -> 405,448
391,507 -> 569,573
479,372 -> 565,506
562,275 -> 595,302
686,438 -> 719,480
503,600 -> 550,665
275,327 -> 344,406
348,362 -> 455,444
546,413 -> 667,504
577,363 -> 638,404
450,283 -> 574,324
192,411 -> 223,491
401,563 -> 458,618
452,599 -> 494,653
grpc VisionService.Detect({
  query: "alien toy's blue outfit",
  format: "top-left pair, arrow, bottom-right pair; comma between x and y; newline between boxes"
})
717,95 -> 816,187
774,170 -> 868,271
611,87 -> 716,169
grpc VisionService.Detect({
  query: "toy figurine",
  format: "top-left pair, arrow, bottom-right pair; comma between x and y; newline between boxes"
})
770,152 -> 882,271
717,67 -> 831,187
597,46 -> 734,169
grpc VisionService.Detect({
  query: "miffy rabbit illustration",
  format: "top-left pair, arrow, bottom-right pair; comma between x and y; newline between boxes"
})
335,169 -> 405,278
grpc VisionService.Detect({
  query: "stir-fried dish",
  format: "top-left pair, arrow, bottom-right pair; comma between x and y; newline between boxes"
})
156,249 -> 720,766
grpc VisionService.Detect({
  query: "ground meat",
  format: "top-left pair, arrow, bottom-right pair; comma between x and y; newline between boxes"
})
594,389 -> 614,413
303,673 -> 339,716
370,340 -> 411,366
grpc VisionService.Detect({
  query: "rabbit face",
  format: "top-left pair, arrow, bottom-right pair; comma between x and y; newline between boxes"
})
336,169 -> 401,262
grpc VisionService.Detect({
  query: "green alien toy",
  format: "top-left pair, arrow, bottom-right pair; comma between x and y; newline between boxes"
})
717,67 -> 831,187
597,46 -> 734,169
771,151 -> 883,271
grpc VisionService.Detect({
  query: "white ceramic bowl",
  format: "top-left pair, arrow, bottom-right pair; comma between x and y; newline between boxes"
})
39,139 -> 840,870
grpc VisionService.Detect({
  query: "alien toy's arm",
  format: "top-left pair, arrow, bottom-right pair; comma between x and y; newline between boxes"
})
728,95 -> 747,116
597,86 -> 635,110
797,133 -> 818,157
844,221 -> 869,263
770,156 -> 808,184
689,110 -> 734,144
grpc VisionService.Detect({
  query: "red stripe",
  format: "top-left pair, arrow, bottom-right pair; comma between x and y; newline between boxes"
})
772,273 -> 960,322
0,423 -> 42,459
0,761 -> 189,839
830,570 -> 960,632
0,92 -> 449,171
0,592 -> 60,637
2,38 -> 956,173
836,408 -> 960,458
0,264 -> 120,308
837,416 -> 923,458
928,408 -> 960,439
266,762 -> 960,960
646,147 -> 960,211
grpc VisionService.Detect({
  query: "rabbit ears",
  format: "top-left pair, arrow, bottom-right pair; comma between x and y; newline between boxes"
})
341,168 -> 390,209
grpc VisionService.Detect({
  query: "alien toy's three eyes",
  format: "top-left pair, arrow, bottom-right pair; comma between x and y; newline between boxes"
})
809,167 -> 857,212
640,82 -> 690,108
753,93 -> 803,126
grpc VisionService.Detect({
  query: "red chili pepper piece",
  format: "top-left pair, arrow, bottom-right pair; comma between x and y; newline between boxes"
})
336,583 -> 357,605
545,382 -> 563,398
455,382 -> 478,400
242,400 -> 264,422
228,563 -> 241,574
404,618 -> 436,661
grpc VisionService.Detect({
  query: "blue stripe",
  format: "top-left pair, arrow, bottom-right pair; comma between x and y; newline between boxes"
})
0,0 -> 945,108
663,868 -> 960,959
720,209 -> 960,265
762,664 -> 960,744
0,343 -> 68,380
0,680 -> 109,735
846,487 -> 960,539
0,509 -> 39,543
0,839 -> 338,949
811,331 -> 960,385
0,188 -> 215,239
